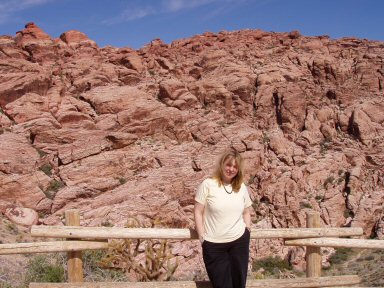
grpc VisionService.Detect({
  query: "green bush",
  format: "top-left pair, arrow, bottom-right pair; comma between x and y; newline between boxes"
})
343,209 -> 354,218
364,255 -> 375,261
252,256 -> 291,275
39,164 -> 53,176
47,180 -> 65,192
323,176 -> 335,188
24,254 -> 65,284
118,177 -> 127,185
329,248 -> 353,265
44,180 -> 65,199
300,202 -> 312,209
262,132 -> 270,144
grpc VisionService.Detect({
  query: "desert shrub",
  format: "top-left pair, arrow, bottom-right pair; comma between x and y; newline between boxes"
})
39,164 -> 53,176
44,180 -> 65,199
319,137 -> 332,155
300,202 -> 312,209
364,255 -> 375,261
36,148 -> 48,158
101,219 -> 114,227
247,174 -> 257,185
47,180 -> 65,192
323,176 -> 335,188
118,177 -> 127,185
343,209 -> 354,218
252,256 -> 291,276
82,250 -> 128,282
6,222 -> 18,234
262,131 -> 270,144
99,217 -> 178,281
329,248 -> 353,265
24,254 -> 65,284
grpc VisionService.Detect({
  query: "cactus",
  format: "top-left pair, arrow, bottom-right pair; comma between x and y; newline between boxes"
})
99,216 -> 179,281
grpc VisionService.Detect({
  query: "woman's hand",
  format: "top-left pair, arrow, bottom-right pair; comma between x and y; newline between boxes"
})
243,206 -> 252,231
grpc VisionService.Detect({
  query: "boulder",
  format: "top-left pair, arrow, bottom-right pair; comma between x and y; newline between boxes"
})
4,207 -> 39,226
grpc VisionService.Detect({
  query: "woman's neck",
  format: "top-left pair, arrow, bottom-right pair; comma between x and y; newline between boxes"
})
222,178 -> 232,185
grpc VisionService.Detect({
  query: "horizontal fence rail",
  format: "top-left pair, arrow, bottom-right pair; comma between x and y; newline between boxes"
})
285,237 -> 384,249
0,241 -> 108,254
29,275 -> 361,288
0,227 -> 367,256
2,210 -> 383,288
30,226 -> 364,240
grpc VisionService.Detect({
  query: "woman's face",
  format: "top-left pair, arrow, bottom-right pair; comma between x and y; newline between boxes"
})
221,157 -> 238,184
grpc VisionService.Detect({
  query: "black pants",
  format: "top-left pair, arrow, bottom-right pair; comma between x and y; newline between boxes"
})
202,229 -> 250,288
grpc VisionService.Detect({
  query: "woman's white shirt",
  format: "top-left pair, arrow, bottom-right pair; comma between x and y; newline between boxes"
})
195,178 -> 252,243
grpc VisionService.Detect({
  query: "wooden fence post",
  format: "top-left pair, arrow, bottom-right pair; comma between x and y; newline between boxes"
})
65,209 -> 84,282
306,211 -> 322,278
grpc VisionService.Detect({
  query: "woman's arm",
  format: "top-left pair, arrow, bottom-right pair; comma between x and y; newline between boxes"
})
243,206 -> 252,230
194,201 -> 205,243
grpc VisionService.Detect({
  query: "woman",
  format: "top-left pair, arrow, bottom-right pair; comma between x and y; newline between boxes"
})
194,150 -> 252,288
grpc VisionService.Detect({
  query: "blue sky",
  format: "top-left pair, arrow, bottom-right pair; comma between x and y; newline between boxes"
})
0,0 -> 383,49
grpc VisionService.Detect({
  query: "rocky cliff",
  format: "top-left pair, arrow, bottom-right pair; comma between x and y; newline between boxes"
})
0,22 -> 383,277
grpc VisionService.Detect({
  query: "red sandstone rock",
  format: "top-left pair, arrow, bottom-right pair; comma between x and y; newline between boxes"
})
0,23 -> 383,274
14,22 -> 52,47
4,207 -> 39,226
159,79 -> 199,109
60,30 -> 95,45
0,59 -> 51,106
0,132 -> 40,174
12,22 -> 58,64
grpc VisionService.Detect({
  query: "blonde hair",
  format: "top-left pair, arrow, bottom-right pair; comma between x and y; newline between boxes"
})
213,150 -> 244,192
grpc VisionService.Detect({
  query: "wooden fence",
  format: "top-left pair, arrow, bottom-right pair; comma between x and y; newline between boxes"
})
1,209 -> 383,287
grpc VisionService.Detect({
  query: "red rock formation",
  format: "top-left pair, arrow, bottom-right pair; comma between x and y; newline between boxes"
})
0,23 -> 383,278
14,22 -> 52,47
4,207 -> 39,226
60,30 -> 94,45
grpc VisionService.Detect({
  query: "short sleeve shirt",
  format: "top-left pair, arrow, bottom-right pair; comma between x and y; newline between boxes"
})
195,178 -> 252,243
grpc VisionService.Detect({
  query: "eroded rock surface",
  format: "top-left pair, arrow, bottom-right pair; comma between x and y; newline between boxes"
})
1,23 -> 383,278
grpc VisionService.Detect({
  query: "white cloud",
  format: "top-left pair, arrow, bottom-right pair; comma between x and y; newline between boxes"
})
0,0 -> 53,12
102,0 -> 242,25
164,0 -> 217,12
0,0 -> 54,24
22,0 -> 53,5
102,5 -> 157,24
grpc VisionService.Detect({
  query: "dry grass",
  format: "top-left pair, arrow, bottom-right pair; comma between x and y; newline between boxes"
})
0,215 -> 30,287
323,248 -> 384,286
